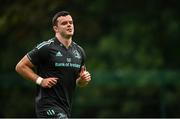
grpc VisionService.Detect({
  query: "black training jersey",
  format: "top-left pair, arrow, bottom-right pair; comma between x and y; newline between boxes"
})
27,37 -> 86,117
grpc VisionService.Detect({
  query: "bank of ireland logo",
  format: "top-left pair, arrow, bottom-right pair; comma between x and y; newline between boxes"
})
56,51 -> 62,57
73,50 -> 81,59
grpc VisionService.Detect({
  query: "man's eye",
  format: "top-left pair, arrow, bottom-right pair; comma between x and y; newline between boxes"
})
61,21 -> 68,25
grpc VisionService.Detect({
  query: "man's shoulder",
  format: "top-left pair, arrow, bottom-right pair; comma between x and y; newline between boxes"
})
36,38 -> 55,49
72,42 -> 84,51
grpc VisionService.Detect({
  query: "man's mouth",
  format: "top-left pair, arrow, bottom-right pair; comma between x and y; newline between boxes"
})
67,29 -> 72,32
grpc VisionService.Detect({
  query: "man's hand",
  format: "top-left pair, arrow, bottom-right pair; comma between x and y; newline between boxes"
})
40,77 -> 59,88
76,66 -> 91,87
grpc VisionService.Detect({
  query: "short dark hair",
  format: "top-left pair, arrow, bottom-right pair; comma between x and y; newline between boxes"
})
52,11 -> 70,26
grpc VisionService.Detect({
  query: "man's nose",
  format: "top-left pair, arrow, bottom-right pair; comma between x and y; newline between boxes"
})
68,21 -> 73,25
67,23 -> 71,27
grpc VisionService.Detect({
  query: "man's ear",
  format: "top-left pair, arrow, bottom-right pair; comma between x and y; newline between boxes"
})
53,26 -> 58,32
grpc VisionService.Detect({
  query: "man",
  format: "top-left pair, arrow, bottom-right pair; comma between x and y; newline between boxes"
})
15,11 -> 91,118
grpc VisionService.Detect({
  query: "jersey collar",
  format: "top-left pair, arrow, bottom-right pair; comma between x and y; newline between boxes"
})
54,37 -> 73,49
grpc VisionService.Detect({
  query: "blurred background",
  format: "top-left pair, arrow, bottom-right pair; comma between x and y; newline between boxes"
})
0,0 -> 180,118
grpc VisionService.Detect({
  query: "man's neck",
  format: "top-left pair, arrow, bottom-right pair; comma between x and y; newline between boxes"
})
56,34 -> 72,48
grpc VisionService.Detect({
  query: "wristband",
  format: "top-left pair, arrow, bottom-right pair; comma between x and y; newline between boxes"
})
36,77 -> 43,85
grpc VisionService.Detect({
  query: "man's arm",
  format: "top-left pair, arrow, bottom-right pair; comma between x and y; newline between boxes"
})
15,55 -> 58,88
16,55 -> 39,82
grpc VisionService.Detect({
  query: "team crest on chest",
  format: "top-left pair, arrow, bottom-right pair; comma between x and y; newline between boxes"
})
73,50 -> 81,59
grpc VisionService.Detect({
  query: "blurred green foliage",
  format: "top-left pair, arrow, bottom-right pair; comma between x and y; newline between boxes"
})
0,0 -> 180,118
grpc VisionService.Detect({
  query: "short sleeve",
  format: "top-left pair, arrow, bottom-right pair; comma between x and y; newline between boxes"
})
27,43 -> 49,66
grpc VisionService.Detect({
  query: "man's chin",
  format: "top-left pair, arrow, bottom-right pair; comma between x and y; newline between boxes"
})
64,34 -> 73,39
67,33 -> 74,37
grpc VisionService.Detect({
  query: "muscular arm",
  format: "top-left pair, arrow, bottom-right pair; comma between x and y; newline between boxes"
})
15,55 -> 58,88
15,55 -> 39,82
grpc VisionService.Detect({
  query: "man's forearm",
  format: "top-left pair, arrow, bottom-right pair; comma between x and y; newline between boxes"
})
15,55 -> 39,83
16,63 -> 38,83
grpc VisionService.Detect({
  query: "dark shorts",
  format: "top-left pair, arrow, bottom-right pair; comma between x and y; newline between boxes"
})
36,107 -> 68,119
